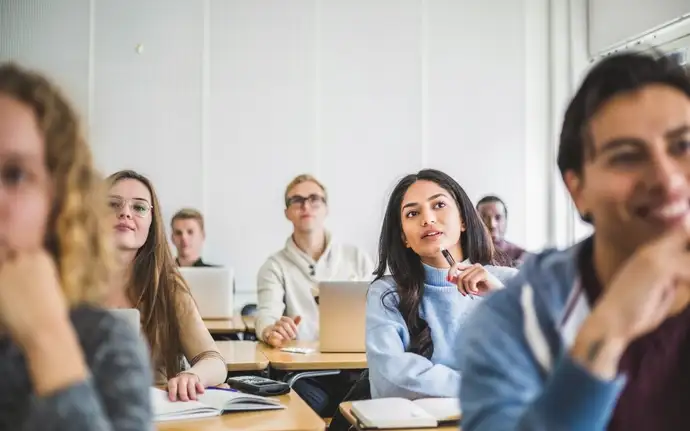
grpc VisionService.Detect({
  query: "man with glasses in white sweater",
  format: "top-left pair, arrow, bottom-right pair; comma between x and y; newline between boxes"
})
255,174 -> 373,417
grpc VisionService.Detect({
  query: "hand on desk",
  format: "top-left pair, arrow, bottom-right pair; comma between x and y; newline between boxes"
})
168,371 -> 205,402
263,316 -> 301,348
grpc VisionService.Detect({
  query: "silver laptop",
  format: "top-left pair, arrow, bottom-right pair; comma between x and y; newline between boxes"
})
109,308 -> 141,335
179,267 -> 234,319
319,281 -> 369,353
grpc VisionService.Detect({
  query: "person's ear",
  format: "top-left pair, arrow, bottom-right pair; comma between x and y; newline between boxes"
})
564,170 -> 592,221
401,233 -> 410,248
460,220 -> 466,233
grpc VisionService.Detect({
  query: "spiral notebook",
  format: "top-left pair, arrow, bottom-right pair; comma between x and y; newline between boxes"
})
151,387 -> 284,422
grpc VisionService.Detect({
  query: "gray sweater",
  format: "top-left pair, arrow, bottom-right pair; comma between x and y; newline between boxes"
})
0,306 -> 153,430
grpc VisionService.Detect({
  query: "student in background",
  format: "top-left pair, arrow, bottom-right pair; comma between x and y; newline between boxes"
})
0,64 -> 151,429
476,195 -> 526,266
171,208 -> 216,267
459,53 -> 690,430
366,169 -> 517,400
255,174 -> 374,416
107,170 -> 227,402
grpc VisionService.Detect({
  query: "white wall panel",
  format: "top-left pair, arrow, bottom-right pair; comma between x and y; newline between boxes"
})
206,0 -> 317,300
0,0 -> 90,119
318,0 -> 423,259
426,0 -> 527,246
91,0 -> 205,231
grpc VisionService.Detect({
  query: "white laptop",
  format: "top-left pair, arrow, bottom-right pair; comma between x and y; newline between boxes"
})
109,308 -> 141,335
318,281 -> 369,353
179,267 -> 234,319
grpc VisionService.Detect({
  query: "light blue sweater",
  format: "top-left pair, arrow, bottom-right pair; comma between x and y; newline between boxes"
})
366,261 -> 518,400
458,238 -> 626,431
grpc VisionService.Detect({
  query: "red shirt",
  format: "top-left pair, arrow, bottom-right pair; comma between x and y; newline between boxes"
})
579,238 -> 690,430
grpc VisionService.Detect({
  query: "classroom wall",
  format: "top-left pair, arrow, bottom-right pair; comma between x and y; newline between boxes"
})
589,0 -> 690,54
1,0 -> 554,309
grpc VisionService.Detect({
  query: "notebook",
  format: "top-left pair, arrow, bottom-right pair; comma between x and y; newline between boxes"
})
350,398 -> 461,429
151,387 -> 284,422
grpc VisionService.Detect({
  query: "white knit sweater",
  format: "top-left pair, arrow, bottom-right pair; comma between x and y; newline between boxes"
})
255,233 -> 374,342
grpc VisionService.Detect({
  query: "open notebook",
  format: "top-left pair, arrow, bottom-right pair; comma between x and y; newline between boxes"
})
351,398 -> 461,429
151,387 -> 285,422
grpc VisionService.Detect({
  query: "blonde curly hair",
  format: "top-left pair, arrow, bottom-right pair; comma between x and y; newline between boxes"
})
0,63 -> 114,305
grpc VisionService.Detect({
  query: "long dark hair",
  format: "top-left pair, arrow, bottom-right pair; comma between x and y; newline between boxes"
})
374,169 -> 496,359
108,170 -> 190,379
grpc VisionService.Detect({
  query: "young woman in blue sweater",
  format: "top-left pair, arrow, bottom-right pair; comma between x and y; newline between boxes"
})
366,169 -> 517,399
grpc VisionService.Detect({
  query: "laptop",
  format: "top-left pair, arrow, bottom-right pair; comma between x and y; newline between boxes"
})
318,281 -> 369,353
179,267 -> 234,319
109,308 -> 141,335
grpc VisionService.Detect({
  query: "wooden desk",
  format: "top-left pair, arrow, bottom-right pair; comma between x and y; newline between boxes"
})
216,341 -> 269,372
260,341 -> 367,371
156,390 -> 325,431
339,402 -> 459,431
204,316 -> 245,335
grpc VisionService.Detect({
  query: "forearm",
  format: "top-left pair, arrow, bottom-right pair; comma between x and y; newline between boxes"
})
21,322 -> 116,431
255,318 -> 276,342
25,380 -> 114,431
259,325 -> 273,343
188,357 -> 227,387
516,354 -> 625,431
255,266 -> 286,340
569,315 -> 628,380
22,320 -> 88,396
369,354 -> 460,399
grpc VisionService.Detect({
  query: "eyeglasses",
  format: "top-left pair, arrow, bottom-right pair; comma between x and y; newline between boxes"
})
286,194 -> 326,208
108,197 -> 152,218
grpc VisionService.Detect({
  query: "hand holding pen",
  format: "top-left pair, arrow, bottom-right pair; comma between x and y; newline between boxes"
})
441,247 -> 503,298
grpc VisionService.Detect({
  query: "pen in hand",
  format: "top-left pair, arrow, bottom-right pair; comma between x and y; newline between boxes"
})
440,247 -> 474,300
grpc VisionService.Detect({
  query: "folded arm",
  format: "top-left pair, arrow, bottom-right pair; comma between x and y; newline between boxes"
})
459,287 -> 624,431
24,312 -> 153,431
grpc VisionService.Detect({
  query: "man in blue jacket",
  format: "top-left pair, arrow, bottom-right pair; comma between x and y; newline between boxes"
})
458,52 -> 690,430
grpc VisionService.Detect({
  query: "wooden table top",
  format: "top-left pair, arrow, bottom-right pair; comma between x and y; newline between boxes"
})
216,341 -> 269,371
339,402 -> 459,431
203,316 -> 246,334
156,390 -> 325,431
259,341 -> 367,371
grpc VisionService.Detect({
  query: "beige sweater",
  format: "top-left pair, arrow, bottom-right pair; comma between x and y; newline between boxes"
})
255,233 -> 374,342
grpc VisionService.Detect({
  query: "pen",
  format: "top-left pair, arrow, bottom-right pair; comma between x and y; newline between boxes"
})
440,247 -> 474,300
207,386 -> 239,393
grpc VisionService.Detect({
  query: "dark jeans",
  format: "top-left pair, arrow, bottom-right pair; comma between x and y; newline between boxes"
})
291,371 -> 358,418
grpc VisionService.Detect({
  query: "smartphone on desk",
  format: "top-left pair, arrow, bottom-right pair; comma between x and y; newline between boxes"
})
226,375 -> 290,397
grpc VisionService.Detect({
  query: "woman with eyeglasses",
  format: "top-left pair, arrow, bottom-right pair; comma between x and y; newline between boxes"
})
106,170 -> 227,402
